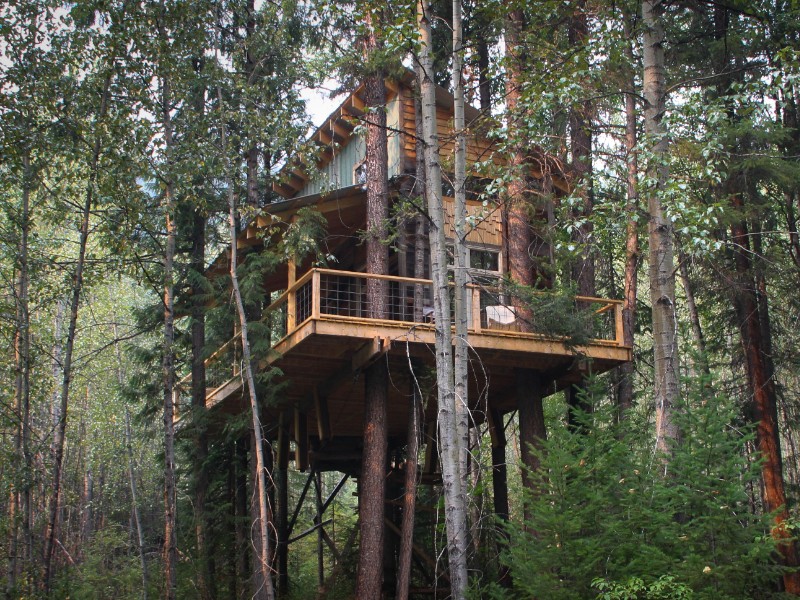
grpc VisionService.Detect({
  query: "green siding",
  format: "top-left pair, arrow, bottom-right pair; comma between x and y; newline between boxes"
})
297,96 -> 404,197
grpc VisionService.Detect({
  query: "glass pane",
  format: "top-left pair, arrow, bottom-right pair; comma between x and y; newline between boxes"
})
469,249 -> 499,272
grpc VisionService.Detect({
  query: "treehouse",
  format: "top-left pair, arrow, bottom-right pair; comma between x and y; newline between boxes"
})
175,76 -> 631,596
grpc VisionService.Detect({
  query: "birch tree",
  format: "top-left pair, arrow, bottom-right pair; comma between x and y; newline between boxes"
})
417,2 -> 469,595
642,0 -> 680,459
451,0 -> 470,501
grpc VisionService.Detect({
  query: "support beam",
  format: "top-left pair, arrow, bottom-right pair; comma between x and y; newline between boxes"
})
488,409 -> 511,587
314,388 -> 331,442
516,369 -> 546,526
321,474 -> 349,515
352,336 -> 391,372
320,528 -> 341,562
287,518 -> 333,545
423,420 -> 438,475
315,521 -> 359,600
288,473 -> 314,538
295,408 -> 308,471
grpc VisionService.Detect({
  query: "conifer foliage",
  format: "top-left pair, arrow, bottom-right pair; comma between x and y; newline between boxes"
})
2,1 -> 800,599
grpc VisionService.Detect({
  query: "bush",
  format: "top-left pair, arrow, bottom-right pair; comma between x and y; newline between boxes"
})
487,378 -> 785,600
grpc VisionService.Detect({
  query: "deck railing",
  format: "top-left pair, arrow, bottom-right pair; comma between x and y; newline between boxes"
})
174,269 -> 624,418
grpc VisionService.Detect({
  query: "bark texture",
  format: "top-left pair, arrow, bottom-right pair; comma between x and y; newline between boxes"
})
642,0 -> 681,459
618,17 -> 640,415
731,196 -> 800,593
396,369 -> 421,600
355,15 -> 390,598
418,2 -> 469,595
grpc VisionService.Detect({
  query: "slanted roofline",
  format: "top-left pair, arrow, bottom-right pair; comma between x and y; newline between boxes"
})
273,72 -> 570,199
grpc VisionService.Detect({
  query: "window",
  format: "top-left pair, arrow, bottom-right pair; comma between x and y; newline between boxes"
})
446,244 -> 501,280
469,249 -> 499,272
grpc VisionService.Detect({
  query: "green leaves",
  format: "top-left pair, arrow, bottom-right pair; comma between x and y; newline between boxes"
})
492,379 -> 781,600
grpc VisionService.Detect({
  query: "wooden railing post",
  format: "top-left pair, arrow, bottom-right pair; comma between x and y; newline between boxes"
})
312,269 -> 320,320
614,301 -> 624,346
471,286 -> 481,332
287,255 -> 297,332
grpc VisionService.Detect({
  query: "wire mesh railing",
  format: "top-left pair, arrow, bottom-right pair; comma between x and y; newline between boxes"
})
175,269 -> 624,419
472,282 -> 623,344
318,271 -> 433,323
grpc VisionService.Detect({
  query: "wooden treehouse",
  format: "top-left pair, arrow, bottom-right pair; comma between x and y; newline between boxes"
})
175,77 -> 631,597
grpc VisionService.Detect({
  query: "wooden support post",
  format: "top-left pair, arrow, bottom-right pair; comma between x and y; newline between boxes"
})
516,369 -> 546,526
488,409 -> 511,588
315,470 -> 324,589
295,408 -> 309,472
614,301 -> 625,346
423,420 -> 438,475
276,414 -> 289,596
314,388 -> 331,443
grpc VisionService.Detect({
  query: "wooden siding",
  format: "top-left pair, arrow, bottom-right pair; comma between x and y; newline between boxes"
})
298,133 -> 365,197
443,196 -> 502,247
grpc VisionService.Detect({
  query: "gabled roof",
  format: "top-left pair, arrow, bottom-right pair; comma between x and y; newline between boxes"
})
273,72 -> 571,200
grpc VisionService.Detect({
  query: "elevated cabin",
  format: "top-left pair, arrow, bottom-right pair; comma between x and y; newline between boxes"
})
175,76 -> 630,594
176,76 -> 630,468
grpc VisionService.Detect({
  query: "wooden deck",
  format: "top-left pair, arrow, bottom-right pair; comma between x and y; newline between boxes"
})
175,269 -> 631,470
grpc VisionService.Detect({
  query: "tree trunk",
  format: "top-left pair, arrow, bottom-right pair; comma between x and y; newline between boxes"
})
642,0 -> 681,460
276,417 -> 289,597
126,409 -> 149,598
489,410 -> 511,587
356,14 -> 390,597
190,209 -> 215,600
226,168 -> 276,600
81,467 -> 94,548
730,197 -> 800,593
676,241 -> 710,378
618,13 -> 640,416
156,50 -> 180,597
396,368 -> 421,600
43,72 -> 113,592
10,151 -> 33,597
504,8 -> 534,310
418,4 -> 469,596
565,1 -> 596,428
451,0 -> 471,531
516,369 -> 546,526
504,5 -> 549,521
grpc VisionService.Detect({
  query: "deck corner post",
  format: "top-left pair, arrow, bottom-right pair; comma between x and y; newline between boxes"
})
312,270 -> 321,320
471,285 -> 481,332
614,301 -> 625,346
